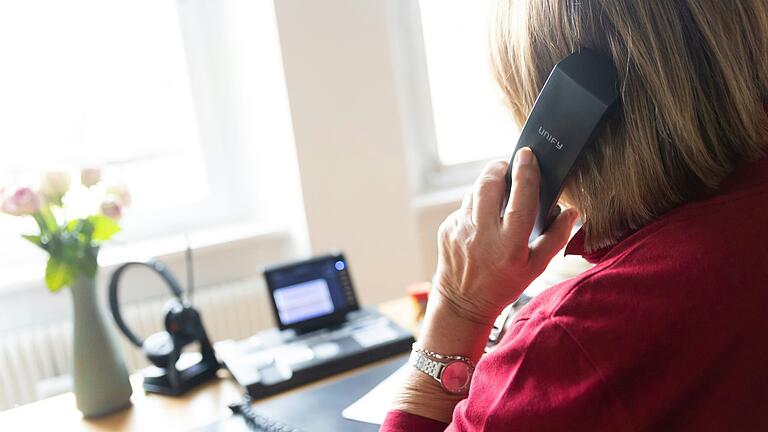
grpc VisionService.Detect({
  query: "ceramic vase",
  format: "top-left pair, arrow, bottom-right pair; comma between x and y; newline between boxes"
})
69,274 -> 132,417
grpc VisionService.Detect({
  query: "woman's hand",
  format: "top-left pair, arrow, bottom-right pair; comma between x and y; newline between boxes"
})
391,148 -> 578,423
433,147 -> 579,326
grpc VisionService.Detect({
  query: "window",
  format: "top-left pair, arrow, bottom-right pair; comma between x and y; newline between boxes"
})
417,0 -> 519,177
0,0 -> 207,206
0,0 -> 294,274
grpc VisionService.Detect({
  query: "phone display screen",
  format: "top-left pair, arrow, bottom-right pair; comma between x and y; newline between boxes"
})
264,253 -> 359,331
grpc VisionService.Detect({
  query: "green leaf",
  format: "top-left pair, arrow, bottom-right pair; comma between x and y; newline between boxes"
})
67,218 -> 94,234
21,234 -> 43,247
45,257 -> 74,292
66,218 -> 82,232
88,214 -> 121,242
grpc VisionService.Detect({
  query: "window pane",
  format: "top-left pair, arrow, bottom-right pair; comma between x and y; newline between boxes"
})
0,0 -> 206,199
0,0 -> 208,267
418,0 -> 519,166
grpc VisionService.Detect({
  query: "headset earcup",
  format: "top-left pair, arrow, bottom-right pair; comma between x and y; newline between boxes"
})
143,331 -> 175,368
165,300 -> 201,342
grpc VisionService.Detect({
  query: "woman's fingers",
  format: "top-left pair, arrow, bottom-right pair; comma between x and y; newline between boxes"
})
502,148 -> 540,244
471,160 -> 508,228
528,208 -> 579,272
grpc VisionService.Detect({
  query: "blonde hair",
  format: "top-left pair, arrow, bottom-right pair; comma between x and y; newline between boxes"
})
491,0 -> 768,250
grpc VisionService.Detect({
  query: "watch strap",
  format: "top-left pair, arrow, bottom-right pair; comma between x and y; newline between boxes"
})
409,349 -> 444,381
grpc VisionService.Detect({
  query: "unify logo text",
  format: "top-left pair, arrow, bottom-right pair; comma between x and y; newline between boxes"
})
538,126 -> 563,150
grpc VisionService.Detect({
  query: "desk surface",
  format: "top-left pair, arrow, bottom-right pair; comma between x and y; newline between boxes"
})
0,297 -> 417,432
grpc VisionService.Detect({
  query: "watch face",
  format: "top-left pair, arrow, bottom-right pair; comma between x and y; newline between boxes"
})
441,360 -> 471,394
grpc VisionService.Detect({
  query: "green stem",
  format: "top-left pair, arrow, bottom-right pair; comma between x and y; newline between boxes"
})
32,213 -> 49,236
39,206 -> 59,234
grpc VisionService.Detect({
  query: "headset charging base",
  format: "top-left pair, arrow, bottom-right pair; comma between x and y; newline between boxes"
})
140,351 -> 220,396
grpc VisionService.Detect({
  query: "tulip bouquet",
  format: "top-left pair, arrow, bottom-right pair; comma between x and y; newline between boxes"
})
0,169 -> 131,292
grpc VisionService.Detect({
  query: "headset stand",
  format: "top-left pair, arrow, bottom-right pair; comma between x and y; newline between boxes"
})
142,325 -> 219,396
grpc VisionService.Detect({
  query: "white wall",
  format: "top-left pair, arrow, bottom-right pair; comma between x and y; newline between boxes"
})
274,0 -> 425,305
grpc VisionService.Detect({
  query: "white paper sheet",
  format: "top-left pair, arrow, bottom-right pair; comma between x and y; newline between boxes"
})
342,363 -> 411,425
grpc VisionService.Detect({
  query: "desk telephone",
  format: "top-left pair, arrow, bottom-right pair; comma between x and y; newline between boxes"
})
216,253 -> 415,400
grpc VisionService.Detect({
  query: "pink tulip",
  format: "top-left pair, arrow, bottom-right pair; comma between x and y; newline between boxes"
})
80,167 -> 102,188
1,187 -> 41,216
100,199 -> 123,220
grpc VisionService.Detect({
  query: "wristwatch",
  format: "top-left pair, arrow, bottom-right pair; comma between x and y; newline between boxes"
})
409,345 -> 476,395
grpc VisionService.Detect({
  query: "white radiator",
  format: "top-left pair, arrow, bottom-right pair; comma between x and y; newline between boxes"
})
0,277 -> 275,411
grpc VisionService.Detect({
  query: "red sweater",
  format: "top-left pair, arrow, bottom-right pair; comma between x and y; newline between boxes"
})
383,155 -> 768,431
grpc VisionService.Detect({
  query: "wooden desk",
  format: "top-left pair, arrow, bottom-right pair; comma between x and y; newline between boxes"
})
0,297 -> 417,432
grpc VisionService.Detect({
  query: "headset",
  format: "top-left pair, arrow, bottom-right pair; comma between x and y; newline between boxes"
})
108,258 -> 218,394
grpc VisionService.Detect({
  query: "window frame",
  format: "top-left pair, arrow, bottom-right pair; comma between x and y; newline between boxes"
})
389,1 -> 514,195
0,0 -> 291,270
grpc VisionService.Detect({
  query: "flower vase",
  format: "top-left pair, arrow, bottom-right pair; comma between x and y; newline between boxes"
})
69,274 -> 132,417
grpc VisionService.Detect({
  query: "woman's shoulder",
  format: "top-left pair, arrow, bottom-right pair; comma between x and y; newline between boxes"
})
539,173 -> 768,324
503,189 -> 768,370
489,196 -> 768,430
501,164 -> 768,373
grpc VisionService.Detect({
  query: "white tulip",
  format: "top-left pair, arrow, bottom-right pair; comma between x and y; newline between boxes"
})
40,171 -> 71,204
80,168 -> 102,188
105,182 -> 132,208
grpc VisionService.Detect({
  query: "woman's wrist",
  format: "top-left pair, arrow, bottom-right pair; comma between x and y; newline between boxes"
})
390,290 -> 496,423
391,363 -> 462,424
432,277 -> 504,327
416,290 -> 495,362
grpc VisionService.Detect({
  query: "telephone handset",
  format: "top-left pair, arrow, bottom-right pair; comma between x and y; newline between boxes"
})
500,49 -> 619,240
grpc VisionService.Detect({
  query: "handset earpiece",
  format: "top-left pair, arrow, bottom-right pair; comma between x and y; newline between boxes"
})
500,48 -> 619,240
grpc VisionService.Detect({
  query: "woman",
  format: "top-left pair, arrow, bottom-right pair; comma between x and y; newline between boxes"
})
383,1 -> 768,431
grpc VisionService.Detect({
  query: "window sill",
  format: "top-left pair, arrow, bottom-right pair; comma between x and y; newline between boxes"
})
412,184 -> 469,210
0,222 -> 294,296
415,160 -> 489,196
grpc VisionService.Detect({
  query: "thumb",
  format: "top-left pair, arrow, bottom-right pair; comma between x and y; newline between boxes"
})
527,208 -> 579,273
